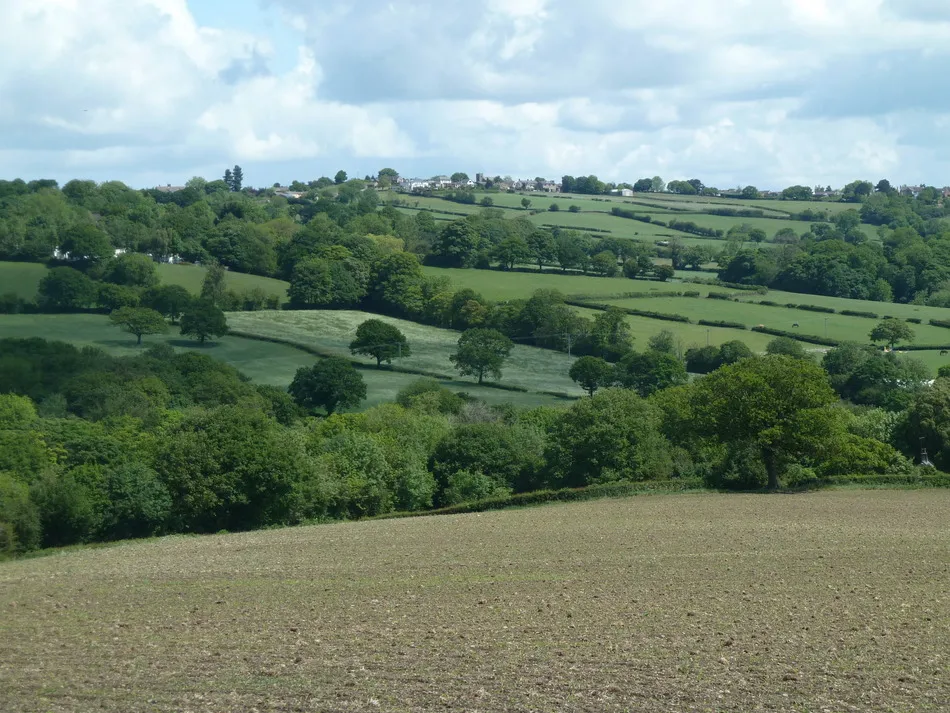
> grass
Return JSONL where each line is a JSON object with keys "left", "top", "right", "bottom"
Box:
{"left": 600, "top": 296, "right": 950, "bottom": 350}
{"left": 0, "top": 261, "right": 48, "bottom": 300}
{"left": 227, "top": 309, "right": 584, "bottom": 397}
{"left": 422, "top": 266, "right": 721, "bottom": 300}
{"left": 642, "top": 191, "right": 863, "bottom": 215}
{"left": 2, "top": 490, "right": 948, "bottom": 711}
{"left": 0, "top": 314, "right": 575, "bottom": 409}
{"left": 571, "top": 306, "right": 780, "bottom": 352}
{"left": 397, "top": 192, "right": 880, "bottom": 243}
{"left": 0, "top": 261, "right": 290, "bottom": 302}
{"left": 155, "top": 263, "right": 289, "bottom": 299}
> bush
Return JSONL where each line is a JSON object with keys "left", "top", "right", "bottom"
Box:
{"left": 395, "top": 378, "right": 464, "bottom": 415}
{"left": 698, "top": 319, "right": 747, "bottom": 330}
{"left": 750, "top": 326, "right": 840, "bottom": 346}
{"left": 840, "top": 310, "right": 878, "bottom": 319}
{"left": 568, "top": 205, "right": 581, "bottom": 213}
{"left": 789, "top": 303, "right": 836, "bottom": 314}
{"left": 29, "top": 471, "right": 100, "bottom": 548}
{"left": 758, "top": 300, "right": 779, "bottom": 306}
{"left": 929, "top": 319, "right": 950, "bottom": 329}
{"left": 707, "top": 292, "right": 734, "bottom": 301}
{"left": 442, "top": 469, "right": 512, "bottom": 505}
{"left": 906, "top": 318, "right": 922, "bottom": 324}
{"left": 683, "top": 291, "right": 701, "bottom": 298}
{"left": 0, "top": 472, "right": 42, "bottom": 554}
{"left": 565, "top": 301, "right": 691, "bottom": 323}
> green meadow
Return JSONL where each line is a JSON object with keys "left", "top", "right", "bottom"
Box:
{"left": 0, "top": 313, "right": 577, "bottom": 409}
{"left": 0, "top": 261, "right": 48, "bottom": 301}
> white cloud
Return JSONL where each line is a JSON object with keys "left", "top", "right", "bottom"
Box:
{"left": 1, "top": 0, "right": 949, "bottom": 187}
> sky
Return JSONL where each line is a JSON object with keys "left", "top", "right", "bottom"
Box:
{"left": 3, "top": 0, "right": 950, "bottom": 190}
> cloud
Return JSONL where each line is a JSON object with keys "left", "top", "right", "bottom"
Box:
{"left": 0, "top": 0, "right": 414, "bottom": 184}
{"left": 262, "top": 0, "right": 950, "bottom": 186}
{"left": 1, "top": 0, "right": 949, "bottom": 187}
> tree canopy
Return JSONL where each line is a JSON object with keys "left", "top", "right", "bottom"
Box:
{"left": 450, "top": 329, "right": 513, "bottom": 384}
{"left": 349, "top": 319, "right": 411, "bottom": 366}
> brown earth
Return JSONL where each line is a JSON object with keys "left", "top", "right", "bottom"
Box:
{"left": 1, "top": 490, "right": 948, "bottom": 712}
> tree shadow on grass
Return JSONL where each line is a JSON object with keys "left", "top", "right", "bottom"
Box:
{"left": 167, "top": 339, "right": 222, "bottom": 349}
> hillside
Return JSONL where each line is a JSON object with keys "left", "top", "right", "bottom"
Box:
{"left": 228, "top": 309, "right": 583, "bottom": 396}
{"left": 0, "top": 314, "right": 574, "bottom": 409}
{"left": 1, "top": 490, "right": 947, "bottom": 712}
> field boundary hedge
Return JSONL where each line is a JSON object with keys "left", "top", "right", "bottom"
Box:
{"left": 565, "top": 300, "right": 691, "bottom": 323}
{"left": 374, "top": 472, "right": 950, "bottom": 521}
{"left": 681, "top": 278, "right": 766, "bottom": 292}
{"left": 698, "top": 319, "right": 747, "bottom": 330}
{"left": 750, "top": 325, "right": 840, "bottom": 346}
{"left": 373, "top": 479, "right": 706, "bottom": 520}
{"left": 787, "top": 303, "right": 836, "bottom": 314}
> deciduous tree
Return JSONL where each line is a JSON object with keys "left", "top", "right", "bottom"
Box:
{"left": 109, "top": 307, "right": 168, "bottom": 345}
{"left": 869, "top": 318, "right": 915, "bottom": 349}
{"left": 350, "top": 319, "right": 411, "bottom": 366}
{"left": 569, "top": 356, "right": 614, "bottom": 396}
{"left": 691, "top": 355, "right": 838, "bottom": 489}
{"left": 180, "top": 302, "right": 228, "bottom": 344}
{"left": 289, "top": 357, "right": 366, "bottom": 415}
{"left": 450, "top": 328, "right": 513, "bottom": 384}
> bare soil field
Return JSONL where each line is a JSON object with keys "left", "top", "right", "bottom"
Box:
{"left": 1, "top": 490, "right": 948, "bottom": 712}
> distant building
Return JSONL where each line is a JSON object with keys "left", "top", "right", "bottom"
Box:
{"left": 154, "top": 184, "right": 185, "bottom": 193}
{"left": 476, "top": 173, "right": 485, "bottom": 185}
{"left": 611, "top": 188, "right": 634, "bottom": 197}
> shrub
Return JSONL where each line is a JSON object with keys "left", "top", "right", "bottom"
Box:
{"left": 929, "top": 319, "right": 950, "bottom": 329}
{"left": 758, "top": 300, "right": 779, "bottom": 306}
{"left": 707, "top": 292, "right": 734, "bottom": 301}
{"left": 794, "top": 304, "right": 836, "bottom": 314}
{"left": 442, "top": 469, "right": 512, "bottom": 506}
{"left": 906, "top": 318, "right": 922, "bottom": 324}
{"left": 698, "top": 319, "right": 747, "bottom": 330}
{"left": 0, "top": 472, "right": 42, "bottom": 554}
{"left": 750, "top": 326, "right": 839, "bottom": 346}
{"left": 683, "top": 291, "right": 701, "bottom": 298}
{"left": 840, "top": 310, "right": 878, "bottom": 319}
{"left": 395, "top": 378, "right": 464, "bottom": 415}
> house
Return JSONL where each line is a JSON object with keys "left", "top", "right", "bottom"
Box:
{"left": 611, "top": 188, "right": 634, "bottom": 197}
{"left": 542, "top": 182, "right": 560, "bottom": 193}
{"left": 150, "top": 253, "right": 183, "bottom": 264}
{"left": 154, "top": 184, "right": 185, "bottom": 193}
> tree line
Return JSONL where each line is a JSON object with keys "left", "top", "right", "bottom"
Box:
{"left": 3, "top": 331, "right": 947, "bottom": 558}
{"left": 2, "top": 173, "right": 948, "bottom": 311}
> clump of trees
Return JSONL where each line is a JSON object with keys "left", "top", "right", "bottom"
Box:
{"left": 2, "top": 333, "right": 945, "bottom": 559}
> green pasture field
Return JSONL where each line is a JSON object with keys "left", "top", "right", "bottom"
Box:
{"left": 643, "top": 191, "right": 862, "bottom": 215}
{"left": 0, "top": 314, "right": 574, "bottom": 409}
{"left": 155, "top": 263, "right": 289, "bottom": 299}
{"left": 0, "top": 261, "right": 291, "bottom": 302}
{"left": 4, "top": 490, "right": 947, "bottom": 712}
{"left": 735, "top": 289, "right": 950, "bottom": 323}
{"left": 227, "top": 309, "right": 584, "bottom": 397}
{"left": 571, "top": 306, "right": 781, "bottom": 352}
{"left": 599, "top": 296, "right": 950, "bottom": 353}
{"left": 648, "top": 212, "right": 878, "bottom": 241}
{"left": 421, "top": 266, "right": 724, "bottom": 300}
{"left": 0, "top": 261, "right": 47, "bottom": 300}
